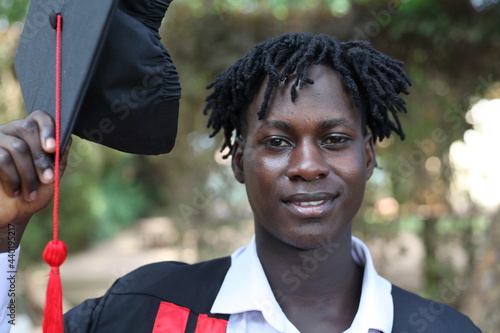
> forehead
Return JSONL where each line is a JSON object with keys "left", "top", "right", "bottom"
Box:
{"left": 245, "top": 65, "right": 361, "bottom": 130}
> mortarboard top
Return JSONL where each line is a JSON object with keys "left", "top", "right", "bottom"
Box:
{"left": 15, "top": 0, "right": 120, "bottom": 153}
{"left": 15, "top": 0, "right": 181, "bottom": 155}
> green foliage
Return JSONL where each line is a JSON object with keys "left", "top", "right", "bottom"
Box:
{"left": 19, "top": 139, "right": 154, "bottom": 266}
{"left": 176, "top": 0, "right": 345, "bottom": 14}
{"left": 0, "top": 0, "right": 29, "bottom": 24}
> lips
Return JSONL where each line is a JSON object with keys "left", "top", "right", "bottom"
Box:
{"left": 282, "top": 192, "right": 337, "bottom": 218}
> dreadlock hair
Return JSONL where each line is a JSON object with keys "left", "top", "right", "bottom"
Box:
{"left": 203, "top": 33, "right": 411, "bottom": 158}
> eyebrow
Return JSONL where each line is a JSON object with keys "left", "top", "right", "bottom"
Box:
{"left": 261, "top": 118, "right": 356, "bottom": 131}
{"left": 261, "top": 120, "right": 293, "bottom": 131}
{"left": 319, "top": 119, "right": 355, "bottom": 130}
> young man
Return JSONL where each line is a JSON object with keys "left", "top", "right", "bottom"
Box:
{"left": 0, "top": 33, "right": 480, "bottom": 332}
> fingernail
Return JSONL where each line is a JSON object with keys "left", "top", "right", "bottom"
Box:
{"left": 46, "top": 138, "right": 56, "bottom": 150}
{"left": 29, "top": 190, "right": 37, "bottom": 202}
{"left": 13, "top": 190, "right": 20, "bottom": 197}
{"left": 43, "top": 168, "right": 54, "bottom": 181}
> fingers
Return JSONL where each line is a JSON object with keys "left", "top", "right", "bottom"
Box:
{"left": 0, "top": 145, "right": 22, "bottom": 197}
{"left": 0, "top": 111, "right": 58, "bottom": 201}
{"left": 0, "top": 136, "right": 38, "bottom": 201}
{"left": 31, "top": 110, "right": 56, "bottom": 153}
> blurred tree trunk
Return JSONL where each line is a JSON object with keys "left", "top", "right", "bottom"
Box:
{"left": 461, "top": 211, "right": 500, "bottom": 330}
{"left": 422, "top": 217, "right": 441, "bottom": 293}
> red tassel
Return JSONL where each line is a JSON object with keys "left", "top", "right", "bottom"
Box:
{"left": 42, "top": 13, "right": 66, "bottom": 333}
{"left": 42, "top": 240, "right": 67, "bottom": 333}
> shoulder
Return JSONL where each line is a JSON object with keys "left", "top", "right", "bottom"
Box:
{"left": 111, "top": 256, "right": 232, "bottom": 298}
{"left": 64, "top": 257, "right": 232, "bottom": 332}
{"left": 391, "top": 284, "right": 481, "bottom": 333}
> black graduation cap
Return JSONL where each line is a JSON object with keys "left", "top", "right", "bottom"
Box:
{"left": 15, "top": 0, "right": 181, "bottom": 155}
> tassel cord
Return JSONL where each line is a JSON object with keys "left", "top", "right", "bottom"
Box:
{"left": 42, "top": 13, "right": 67, "bottom": 333}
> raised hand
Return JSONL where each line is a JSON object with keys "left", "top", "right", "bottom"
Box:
{"left": 0, "top": 111, "right": 70, "bottom": 250}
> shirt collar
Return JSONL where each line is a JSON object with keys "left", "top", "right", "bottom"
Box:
{"left": 211, "top": 236, "right": 393, "bottom": 333}
{"left": 346, "top": 236, "right": 393, "bottom": 333}
{"left": 211, "top": 236, "right": 288, "bottom": 331}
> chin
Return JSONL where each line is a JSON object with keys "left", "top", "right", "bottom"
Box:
{"left": 278, "top": 224, "right": 347, "bottom": 251}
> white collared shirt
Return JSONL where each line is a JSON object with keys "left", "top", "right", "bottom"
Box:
{"left": 211, "top": 236, "right": 393, "bottom": 333}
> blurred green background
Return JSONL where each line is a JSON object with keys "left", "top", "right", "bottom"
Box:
{"left": 1, "top": 0, "right": 499, "bottom": 331}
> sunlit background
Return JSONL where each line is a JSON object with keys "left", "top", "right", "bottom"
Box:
{"left": 450, "top": 99, "right": 500, "bottom": 212}
{"left": 1, "top": 0, "right": 499, "bottom": 332}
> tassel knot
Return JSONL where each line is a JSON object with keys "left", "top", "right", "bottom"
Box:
{"left": 42, "top": 240, "right": 68, "bottom": 267}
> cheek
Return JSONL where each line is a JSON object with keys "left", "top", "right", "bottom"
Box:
{"left": 242, "top": 151, "right": 264, "bottom": 204}
{"left": 243, "top": 148, "right": 283, "bottom": 181}
{"left": 346, "top": 152, "right": 369, "bottom": 195}
{"left": 242, "top": 150, "right": 285, "bottom": 202}
{"left": 333, "top": 149, "right": 368, "bottom": 189}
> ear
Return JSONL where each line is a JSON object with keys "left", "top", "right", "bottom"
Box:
{"left": 231, "top": 137, "right": 245, "bottom": 184}
{"left": 364, "top": 134, "right": 376, "bottom": 181}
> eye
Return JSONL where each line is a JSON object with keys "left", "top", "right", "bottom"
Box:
{"left": 322, "top": 135, "right": 349, "bottom": 146}
{"left": 264, "top": 137, "right": 292, "bottom": 148}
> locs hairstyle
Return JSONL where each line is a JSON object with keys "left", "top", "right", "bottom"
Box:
{"left": 203, "top": 33, "right": 411, "bottom": 158}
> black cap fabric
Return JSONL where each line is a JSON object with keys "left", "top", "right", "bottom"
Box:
{"left": 74, "top": 0, "right": 181, "bottom": 155}
{"left": 14, "top": 0, "right": 119, "bottom": 152}
{"left": 15, "top": 0, "right": 181, "bottom": 155}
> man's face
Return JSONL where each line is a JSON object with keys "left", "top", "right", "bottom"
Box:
{"left": 232, "top": 65, "right": 375, "bottom": 250}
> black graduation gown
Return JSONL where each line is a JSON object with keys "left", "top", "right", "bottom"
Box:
{"left": 64, "top": 256, "right": 482, "bottom": 333}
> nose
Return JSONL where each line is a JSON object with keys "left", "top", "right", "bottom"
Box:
{"left": 286, "top": 140, "right": 329, "bottom": 181}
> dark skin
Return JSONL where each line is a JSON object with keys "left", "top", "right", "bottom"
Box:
{"left": 0, "top": 65, "right": 374, "bottom": 332}
{"left": 0, "top": 110, "right": 70, "bottom": 252}
{"left": 232, "top": 65, "right": 375, "bottom": 332}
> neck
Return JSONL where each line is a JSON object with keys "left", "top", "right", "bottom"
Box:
{"left": 255, "top": 224, "right": 363, "bottom": 330}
